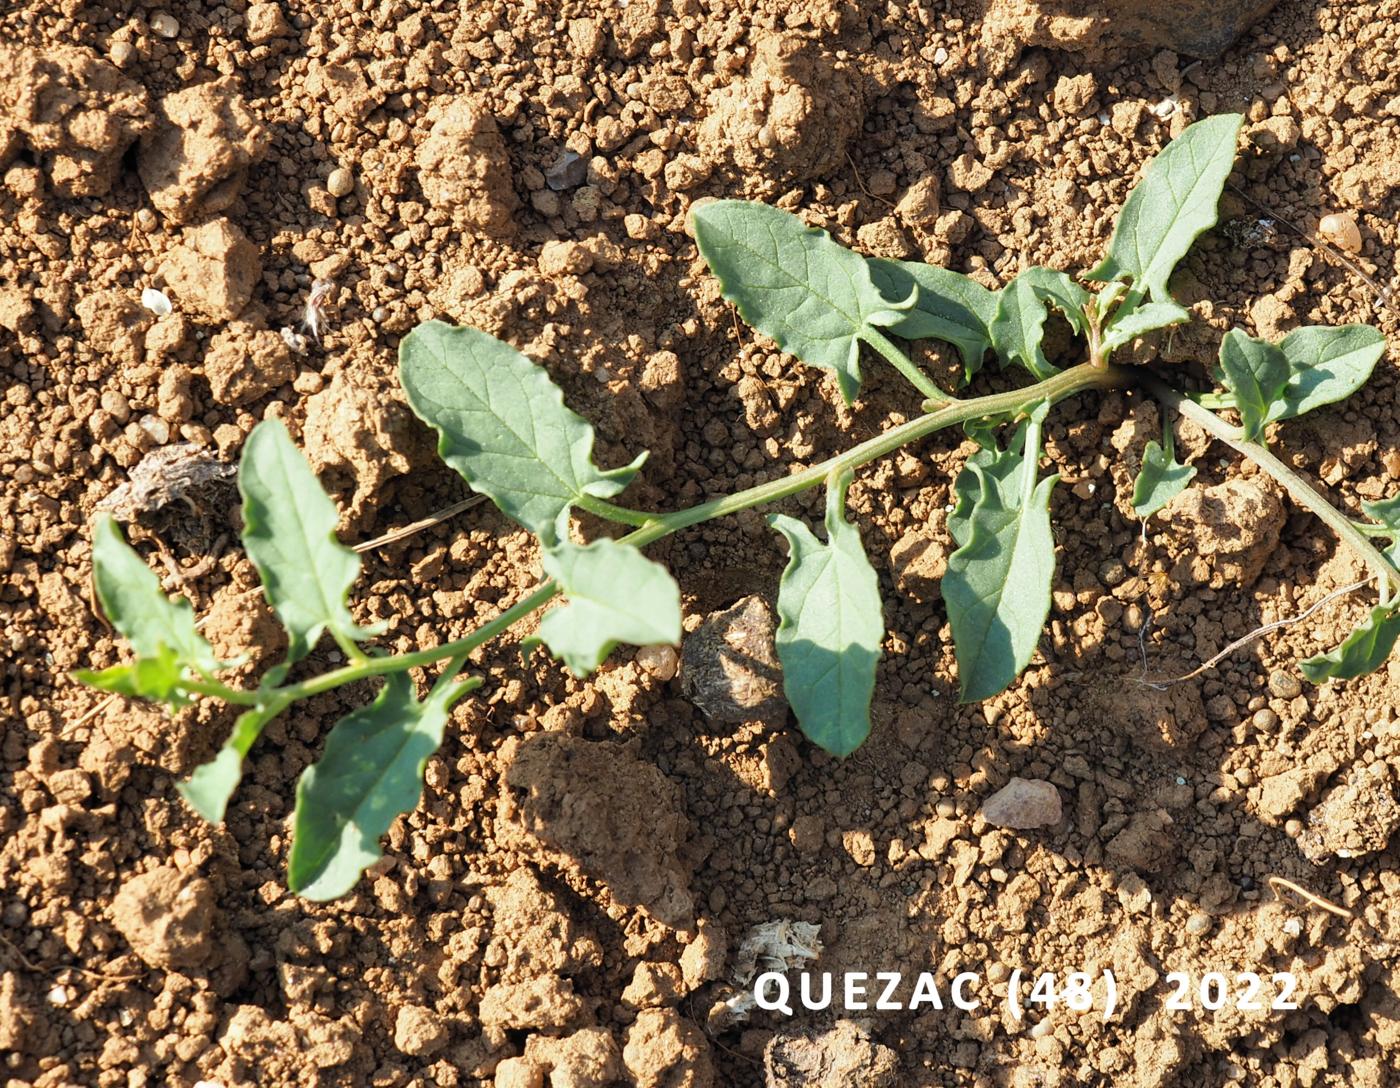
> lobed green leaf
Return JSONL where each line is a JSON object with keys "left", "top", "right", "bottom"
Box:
{"left": 1088, "top": 113, "right": 1243, "bottom": 310}
{"left": 400, "top": 321, "right": 645, "bottom": 543}
{"left": 943, "top": 412, "right": 1058, "bottom": 702}
{"left": 1264, "top": 325, "right": 1386, "bottom": 423}
{"left": 1132, "top": 438, "right": 1196, "bottom": 520}
{"left": 867, "top": 258, "right": 998, "bottom": 381}
{"left": 1216, "top": 328, "right": 1290, "bottom": 441}
{"left": 528, "top": 538, "right": 682, "bottom": 676}
{"left": 1300, "top": 605, "right": 1400, "bottom": 683}
{"left": 989, "top": 268, "right": 1089, "bottom": 380}
{"left": 1100, "top": 300, "right": 1190, "bottom": 355}
{"left": 768, "top": 470, "right": 884, "bottom": 757}
{"left": 691, "top": 200, "right": 909, "bottom": 404}
{"left": 288, "top": 673, "right": 477, "bottom": 899}
{"left": 239, "top": 419, "right": 380, "bottom": 663}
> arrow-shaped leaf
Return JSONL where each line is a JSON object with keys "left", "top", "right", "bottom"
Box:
{"left": 1100, "top": 300, "right": 1190, "bottom": 355}
{"left": 1132, "top": 419, "right": 1196, "bottom": 519}
{"left": 76, "top": 515, "right": 223, "bottom": 707}
{"left": 288, "top": 673, "right": 478, "bottom": 899}
{"left": 691, "top": 200, "right": 910, "bottom": 404}
{"left": 943, "top": 413, "right": 1059, "bottom": 702}
{"left": 768, "top": 471, "right": 885, "bottom": 757}
{"left": 400, "top": 321, "right": 646, "bottom": 543}
{"left": 1217, "top": 328, "right": 1290, "bottom": 441}
{"left": 239, "top": 419, "right": 380, "bottom": 663}
{"left": 528, "top": 538, "right": 682, "bottom": 676}
{"left": 867, "top": 258, "right": 998, "bottom": 381}
{"left": 990, "top": 268, "right": 1089, "bottom": 380}
{"left": 1088, "top": 113, "right": 1242, "bottom": 309}
{"left": 1301, "top": 605, "right": 1400, "bottom": 683}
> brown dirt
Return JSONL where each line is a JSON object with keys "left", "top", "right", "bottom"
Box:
{"left": 4, "top": 1, "right": 1400, "bottom": 1086}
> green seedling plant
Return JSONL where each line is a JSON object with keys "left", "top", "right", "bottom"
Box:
{"left": 79, "top": 114, "right": 1400, "bottom": 899}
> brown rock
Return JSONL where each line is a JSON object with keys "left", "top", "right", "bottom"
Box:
{"left": 1299, "top": 762, "right": 1400, "bottom": 863}
{"left": 623, "top": 1009, "right": 714, "bottom": 1088}
{"left": 110, "top": 865, "right": 215, "bottom": 969}
{"left": 697, "top": 33, "right": 865, "bottom": 188}
{"left": 159, "top": 218, "right": 262, "bottom": 321}
{"left": 681, "top": 595, "right": 787, "bottom": 727}
{"left": 138, "top": 80, "right": 265, "bottom": 223}
{"left": 622, "top": 962, "right": 684, "bottom": 1010}
{"left": 523, "top": 1027, "right": 622, "bottom": 1088}
{"left": 75, "top": 288, "right": 151, "bottom": 365}
{"left": 392, "top": 1004, "right": 450, "bottom": 1057}
{"left": 1164, "top": 479, "right": 1284, "bottom": 587}
{"left": 982, "top": 0, "right": 1279, "bottom": 62}
{"left": 765, "top": 1020, "right": 899, "bottom": 1088}
{"left": 415, "top": 96, "right": 519, "bottom": 237}
{"left": 1104, "top": 812, "right": 1177, "bottom": 873}
{"left": 890, "top": 528, "right": 948, "bottom": 604}
{"left": 979, "top": 777, "right": 1063, "bottom": 829}
{"left": 243, "top": 2, "right": 289, "bottom": 44}
{"left": 0, "top": 43, "right": 151, "bottom": 197}
{"left": 478, "top": 976, "right": 586, "bottom": 1034}
{"left": 202, "top": 317, "right": 295, "bottom": 405}
{"left": 679, "top": 920, "right": 727, "bottom": 991}
{"left": 500, "top": 734, "right": 694, "bottom": 928}
{"left": 493, "top": 1057, "right": 546, "bottom": 1088}
{"left": 482, "top": 867, "right": 603, "bottom": 983}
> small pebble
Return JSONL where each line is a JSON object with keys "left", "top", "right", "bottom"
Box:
{"left": 1318, "top": 212, "right": 1362, "bottom": 254}
{"left": 1184, "top": 912, "right": 1212, "bottom": 936}
{"left": 150, "top": 12, "right": 180, "bottom": 38}
{"left": 138, "top": 414, "right": 170, "bottom": 445}
{"left": 327, "top": 167, "right": 355, "bottom": 198}
{"left": 1268, "top": 670, "right": 1302, "bottom": 700}
{"left": 109, "top": 40, "right": 135, "bottom": 67}
{"left": 980, "top": 777, "right": 1062, "bottom": 829}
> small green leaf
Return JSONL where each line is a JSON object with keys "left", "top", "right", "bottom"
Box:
{"left": 1300, "top": 605, "right": 1400, "bottom": 683}
{"left": 288, "top": 673, "right": 478, "bottom": 900}
{"left": 867, "top": 258, "right": 998, "bottom": 381}
{"left": 1100, "top": 300, "right": 1190, "bottom": 355}
{"left": 90, "top": 515, "right": 221, "bottom": 674}
{"left": 176, "top": 703, "right": 281, "bottom": 823}
{"left": 1265, "top": 325, "right": 1386, "bottom": 423}
{"left": 528, "top": 538, "right": 682, "bottom": 676}
{"left": 768, "top": 470, "right": 885, "bottom": 757}
{"left": 1088, "top": 113, "right": 1243, "bottom": 309}
{"left": 1217, "top": 328, "right": 1290, "bottom": 441}
{"left": 74, "top": 647, "right": 186, "bottom": 706}
{"left": 691, "top": 200, "right": 907, "bottom": 404}
{"left": 1132, "top": 437, "right": 1196, "bottom": 519}
{"left": 239, "top": 419, "right": 380, "bottom": 663}
{"left": 400, "top": 321, "right": 646, "bottom": 543}
{"left": 990, "top": 268, "right": 1089, "bottom": 380}
{"left": 943, "top": 413, "right": 1059, "bottom": 702}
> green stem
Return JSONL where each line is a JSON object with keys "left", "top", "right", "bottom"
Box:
{"left": 181, "top": 678, "right": 263, "bottom": 706}
{"left": 1144, "top": 374, "right": 1400, "bottom": 598}
{"left": 202, "top": 362, "right": 1128, "bottom": 712}
{"left": 575, "top": 494, "right": 657, "bottom": 527}
{"left": 861, "top": 327, "right": 954, "bottom": 405}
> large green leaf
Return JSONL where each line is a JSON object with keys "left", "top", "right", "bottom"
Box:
{"left": 77, "top": 515, "right": 223, "bottom": 706}
{"left": 1087, "top": 113, "right": 1242, "bottom": 310}
{"left": 867, "top": 258, "right": 998, "bottom": 381}
{"left": 1300, "top": 605, "right": 1400, "bottom": 683}
{"left": 768, "top": 470, "right": 885, "bottom": 756}
{"left": 691, "top": 200, "right": 910, "bottom": 404}
{"left": 1265, "top": 325, "right": 1386, "bottom": 423}
{"left": 943, "top": 412, "right": 1059, "bottom": 702}
{"left": 400, "top": 321, "right": 646, "bottom": 542}
{"left": 528, "top": 538, "right": 682, "bottom": 676}
{"left": 240, "top": 419, "right": 379, "bottom": 662}
{"left": 989, "top": 268, "right": 1089, "bottom": 380}
{"left": 176, "top": 700, "right": 283, "bottom": 823}
{"left": 1217, "top": 328, "right": 1290, "bottom": 441}
{"left": 288, "top": 673, "right": 477, "bottom": 899}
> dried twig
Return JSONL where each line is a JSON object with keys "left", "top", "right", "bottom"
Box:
{"left": 1138, "top": 579, "right": 1367, "bottom": 688}
{"left": 352, "top": 495, "right": 487, "bottom": 553}
{"left": 1267, "top": 876, "right": 1354, "bottom": 921}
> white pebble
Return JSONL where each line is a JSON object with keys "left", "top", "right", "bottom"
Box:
{"left": 150, "top": 12, "right": 180, "bottom": 37}
{"left": 327, "top": 166, "right": 355, "bottom": 198}
{"left": 141, "top": 287, "right": 172, "bottom": 316}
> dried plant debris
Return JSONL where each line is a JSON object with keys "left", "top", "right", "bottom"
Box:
{"left": 95, "top": 443, "right": 237, "bottom": 552}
